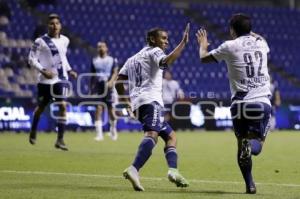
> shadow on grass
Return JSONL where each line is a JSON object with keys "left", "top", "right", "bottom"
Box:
{"left": 146, "top": 187, "right": 244, "bottom": 195}
{"left": 1, "top": 182, "right": 248, "bottom": 196}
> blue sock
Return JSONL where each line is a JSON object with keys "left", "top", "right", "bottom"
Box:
{"left": 132, "top": 136, "right": 156, "bottom": 171}
{"left": 164, "top": 146, "right": 177, "bottom": 168}
{"left": 31, "top": 113, "right": 40, "bottom": 135}
{"left": 250, "top": 139, "right": 262, "bottom": 156}
{"left": 57, "top": 119, "right": 66, "bottom": 140}
{"left": 237, "top": 151, "right": 253, "bottom": 188}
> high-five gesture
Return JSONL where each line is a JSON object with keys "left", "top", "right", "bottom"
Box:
{"left": 163, "top": 23, "right": 190, "bottom": 65}
{"left": 182, "top": 23, "right": 190, "bottom": 44}
{"left": 196, "top": 28, "right": 209, "bottom": 49}
{"left": 196, "top": 28, "right": 212, "bottom": 62}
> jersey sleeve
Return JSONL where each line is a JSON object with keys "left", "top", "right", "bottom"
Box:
{"left": 264, "top": 40, "right": 270, "bottom": 54}
{"left": 150, "top": 47, "right": 168, "bottom": 69}
{"left": 119, "top": 62, "right": 128, "bottom": 76}
{"left": 63, "top": 37, "right": 72, "bottom": 71}
{"left": 208, "top": 42, "right": 229, "bottom": 62}
{"left": 28, "top": 38, "right": 44, "bottom": 71}
{"left": 113, "top": 58, "right": 119, "bottom": 69}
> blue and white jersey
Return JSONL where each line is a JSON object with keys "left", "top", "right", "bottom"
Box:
{"left": 91, "top": 55, "right": 118, "bottom": 82}
{"left": 162, "top": 79, "right": 183, "bottom": 105}
{"left": 28, "top": 34, "right": 71, "bottom": 84}
{"left": 119, "top": 46, "right": 167, "bottom": 111}
{"left": 209, "top": 34, "right": 271, "bottom": 105}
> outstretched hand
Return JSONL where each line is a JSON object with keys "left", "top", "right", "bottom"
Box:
{"left": 182, "top": 23, "right": 190, "bottom": 44}
{"left": 196, "top": 28, "right": 209, "bottom": 48}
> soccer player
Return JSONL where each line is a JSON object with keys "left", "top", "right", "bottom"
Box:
{"left": 28, "top": 14, "right": 77, "bottom": 151}
{"left": 270, "top": 75, "right": 281, "bottom": 130}
{"left": 90, "top": 41, "right": 119, "bottom": 141}
{"left": 162, "top": 70, "right": 184, "bottom": 122}
{"left": 115, "top": 23, "right": 190, "bottom": 191}
{"left": 196, "top": 14, "right": 271, "bottom": 194}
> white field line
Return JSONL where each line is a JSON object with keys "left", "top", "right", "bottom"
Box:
{"left": 1, "top": 170, "right": 300, "bottom": 188}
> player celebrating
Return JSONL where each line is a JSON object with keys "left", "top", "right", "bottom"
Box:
{"left": 28, "top": 14, "right": 77, "bottom": 150}
{"left": 90, "top": 41, "right": 119, "bottom": 141}
{"left": 115, "top": 24, "right": 190, "bottom": 191}
{"left": 197, "top": 14, "right": 271, "bottom": 194}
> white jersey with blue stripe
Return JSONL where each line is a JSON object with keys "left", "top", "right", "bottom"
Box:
{"left": 119, "top": 46, "right": 167, "bottom": 111}
{"left": 91, "top": 55, "right": 118, "bottom": 82}
{"left": 209, "top": 34, "right": 271, "bottom": 105}
{"left": 28, "top": 34, "right": 71, "bottom": 84}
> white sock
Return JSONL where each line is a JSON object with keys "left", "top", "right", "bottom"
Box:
{"left": 110, "top": 120, "right": 117, "bottom": 139}
{"left": 95, "top": 120, "right": 103, "bottom": 138}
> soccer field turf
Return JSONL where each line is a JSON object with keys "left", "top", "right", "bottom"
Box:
{"left": 0, "top": 131, "right": 299, "bottom": 199}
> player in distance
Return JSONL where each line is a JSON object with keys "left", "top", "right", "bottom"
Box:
{"left": 28, "top": 14, "right": 77, "bottom": 151}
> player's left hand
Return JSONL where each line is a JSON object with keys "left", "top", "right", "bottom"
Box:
{"left": 69, "top": 70, "right": 78, "bottom": 79}
{"left": 182, "top": 23, "right": 190, "bottom": 44}
{"left": 196, "top": 28, "right": 210, "bottom": 48}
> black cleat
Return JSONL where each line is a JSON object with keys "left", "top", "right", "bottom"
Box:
{"left": 239, "top": 139, "right": 251, "bottom": 166}
{"left": 246, "top": 184, "right": 257, "bottom": 194}
{"left": 55, "top": 139, "right": 68, "bottom": 151}
{"left": 29, "top": 131, "right": 37, "bottom": 145}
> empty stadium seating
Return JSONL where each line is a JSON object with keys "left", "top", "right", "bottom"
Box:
{"left": 0, "top": 0, "right": 299, "bottom": 100}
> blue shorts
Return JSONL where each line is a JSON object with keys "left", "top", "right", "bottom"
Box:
{"left": 37, "top": 82, "right": 69, "bottom": 107}
{"left": 90, "top": 81, "right": 113, "bottom": 106}
{"left": 230, "top": 102, "right": 271, "bottom": 141}
{"left": 135, "top": 101, "right": 173, "bottom": 139}
{"left": 163, "top": 103, "right": 172, "bottom": 114}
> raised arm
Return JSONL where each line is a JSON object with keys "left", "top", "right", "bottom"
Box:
{"left": 196, "top": 28, "right": 215, "bottom": 63}
{"left": 163, "top": 23, "right": 190, "bottom": 65}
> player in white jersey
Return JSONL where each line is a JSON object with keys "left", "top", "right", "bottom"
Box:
{"left": 270, "top": 75, "right": 281, "bottom": 130}
{"left": 28, "top": 14, "right": 77, "bottom": 151}
{"left": 115, "top": 24, "right": 190, "bottom": 191}
{"left": 90, "top": 41, "right": 119, "bottom": 141}
{"left": 162, "top": 70, "right": 184, "bottom": 122}
{"left": 197, "top": 13, "right": 272, "bottom": 194}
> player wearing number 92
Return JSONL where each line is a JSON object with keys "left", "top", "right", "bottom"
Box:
{"left": 115, "top": 24, "right": 190, "bottom": 191}
{"left": 28, "top": 13, "right": 77, "bottom": 151}
{"left": 197, "top": 13, "right": 271, "bottom": 194}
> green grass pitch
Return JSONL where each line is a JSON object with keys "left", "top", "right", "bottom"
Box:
{"left": 0, "top": 131, "right": 299, "bottom": 199}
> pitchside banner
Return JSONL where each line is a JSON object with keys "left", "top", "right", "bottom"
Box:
{"left": 0, "top": 98, "right": 299, "bottom": 131}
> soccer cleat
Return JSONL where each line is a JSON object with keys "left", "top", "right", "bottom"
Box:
{"left": 246, "top": 183, "right": 257, "bottom": 194}
{"left": 29, "top": 131, "right": 36, "bottom": 145}
{"left": 54, "top": 139, "right": 68, "bottom": 151}
{"left": 94, "top": 136, "right": 104, "bottom": 141}
{"left": 123, "top": 166, "right": 145, "bottom": 191}
{"left": 110, "top": 132, "right": 118, "bottom": 141}
{"left": 239, "top": 139, "right": 251, "bottom": 166}
{"left": 167, "top": 168, "right": 189, "bottom": 188}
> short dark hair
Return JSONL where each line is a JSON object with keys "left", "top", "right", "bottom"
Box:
{"left": 146, "top": 27, "right": 166, "bottom": 46}
{"left": 229, "top": 13, "right": 251, "bottom": 37}
{"left": 48, "top": 13, "right": 60, "bottom": 22}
